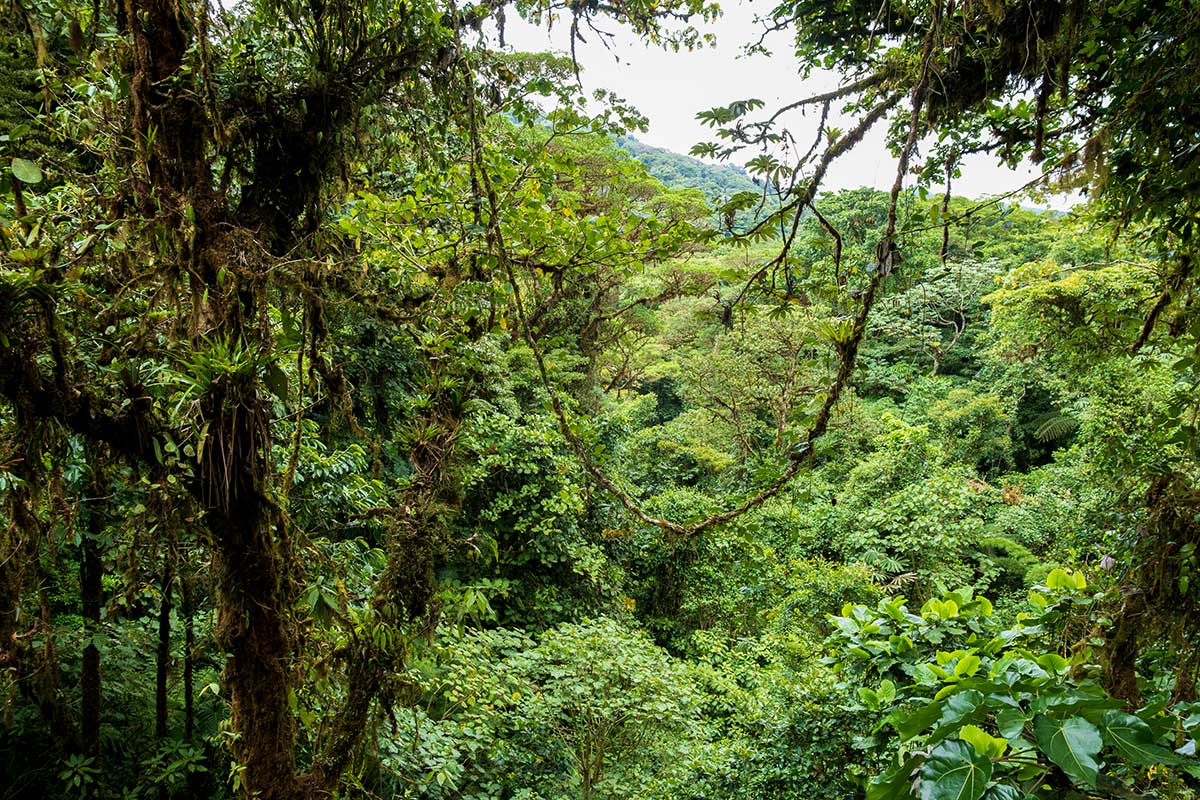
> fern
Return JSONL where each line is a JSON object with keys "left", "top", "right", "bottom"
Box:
{"left": 1032, "top": 413, "right": 1078, "bottom": 442}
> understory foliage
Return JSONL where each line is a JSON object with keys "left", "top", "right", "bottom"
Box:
{"left": 2, "top": 0, "right": 1200, "bottom": 799}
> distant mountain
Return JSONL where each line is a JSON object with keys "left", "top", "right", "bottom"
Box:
{"left": 615, "top": 136, "right": 760, "bottom": 203}
{"left": 615, "top": 136, "right": 765, "bottom": 232}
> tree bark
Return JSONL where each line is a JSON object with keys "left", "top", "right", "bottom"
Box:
{"left": 182, "top": 572, "right": 195, "bottom": 744}
{"left": 80, "top": 493, "right": 103, "bottom": 764}
{"left": 155, "top": 557, "right": 173, "bottom": 741}
{"left": 211, "top": 507, "right": 301, "bottom": 800}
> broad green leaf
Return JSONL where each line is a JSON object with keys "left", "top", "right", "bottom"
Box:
{"left": 995, "top": 707, "right": 1027, "bottom": 740}
{"left": 867, "top": 754, "right": 921, "bottom": 800}
{"left": 970, "top": 596, "right": 994, "bottom": 616}
{"left": 1044, "top": 569, "right": 1073, "bottom": 590}
{"left": 981, "top": 784, "right": 1024, "bottom": 800}
{"left": 264, "top": 363, "right": 289, "bottom": 400}
{"left": 920, "top": 739, "right": 993, "bottom": 800}
{"left": 898, "top": 698, "right": 945, "bottom": 740}
{"left": 913, "top": 663, "right": 940, "bottom": 685}
{"left": 1100, "top": 711, "right": 1181, "bottom": 766}
{"left": 960, "top": 725, "right": 1008, "bottom": 758}
{"left": 955, "top": 655, "right": 982, "bottom": 678}
{"left": 1032, "top": 715, "right": 1101, "bottom": 788}
{"left": 927, "top": 690, "right": 987, "bottom": 745}
{"left": 1035, "top": 653, "right": 1069, "bottom": 674}
{"left": 941, "top": 690, "right": 986, "bottom": 723}
{"left": 923, "top": 598, "right": 960, "bottom": 619}
{"left": 1045, "top": 568, "right": 1086, "bottom": 592}
{"left": 10, "top": 157, "right": 42, "bottom": 184}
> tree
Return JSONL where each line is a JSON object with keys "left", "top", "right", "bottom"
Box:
{"left": 513, "top": 619, "right": 698, "bottom": 800}
{"left": 0, "top": 0, "right": 714, "bottom": 795}
{"left": 5, "top": 0, "right": 1200, "bottom": 796}
{"left": 691, "top": 0, "right": 1200, "bottom": 713}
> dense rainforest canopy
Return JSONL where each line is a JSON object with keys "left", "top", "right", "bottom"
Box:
{"left": 1, "top": 0, "right": 1199, "bottom": 799}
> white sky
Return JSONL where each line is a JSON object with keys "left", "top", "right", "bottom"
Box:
{"left": 499, "top": 2, "right": 1083, "bottom": 207}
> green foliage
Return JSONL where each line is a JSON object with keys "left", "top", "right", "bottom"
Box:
{"left": 3, "top": 0, "right": 1199, "bottom": 790}
{"left": 924, "top": 389, "right": 1013, "bottom": 476}
{"left": 615, "top": 136, "right": 764, "bottom": 232}
{"left": 373, "top": 619, "right": 699, "bottom": 800}
{"left": 831, "top": 581, "right": 1200, "bottom": 799}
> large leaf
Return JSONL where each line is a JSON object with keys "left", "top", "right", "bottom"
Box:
{"left": 264, "top": 362, "right": 290, "bottom": 400}
{"left": 959, "top": 725, "right": 1008, "bottom": 759}
{"left": 1100, "top": 711, "right": 1181, "bottom": 766}
{"left": 981, "top": 784, "right": 1024, "bottom": 800}
{"left": 898, "top": 698, "right": 945, "bottom": 740}
{"left": 920, "top": 739, "right": 993, "bottom": 800}
{"left": 10, "top": 157, "right": 42, "bottom": 184}
{"left": 1032, "top": 715, "right": 1102, "bottom": 788}
{"left": 928, "top": 690, "right": 988, "bottom": 745}
{"left": 995, "top": 707, "right": 1027, "bottom": 740}
{"left": 868, "top": 754, "right": 921, "bottom": 800}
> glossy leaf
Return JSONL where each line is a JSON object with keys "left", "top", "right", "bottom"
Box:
{"left": 1099, "top": 711, "right": 1181, "bottom": 766}
{"left": 959, "top": 725, "right": 1007, "bottom": 759}
{"left": 980, "top": 784, "right": 1023, "bottom": 800}
{"left": 1032, "top": 715, "right": 1101, "bottom": 788}
{"left": 920, "top": 739, "right": 993, "bottom": 800}
{"left": 868, "top": 754, "right": 922, "bottom": 800}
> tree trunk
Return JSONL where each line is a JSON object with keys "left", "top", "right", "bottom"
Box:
{"left": 182, "top": 572, "right": 195, "bottom": 744}
{"left": 1104, "top": 595, "right": 1145, "bottom": 706}
{"left": 211, "top": 508, "right": 301, "bottom": 800}
{"left": 80, "top": 500, "right": 103, "bottom": 764}
{"left": 155, "top": 557, "right": 173, "bottom": 740}
{"left": 156, "top": 557, "right": 173, "bottom": 800}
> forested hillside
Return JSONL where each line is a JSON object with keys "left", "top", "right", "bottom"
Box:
{"left": 616, "top": 135, "right": 762, "bottom": 230}
{"left": 2, "top": 1, "right": 1199, "bottom": 800}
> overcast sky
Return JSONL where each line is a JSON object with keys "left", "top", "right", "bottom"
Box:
{"left": 499, "top": 2, "right": 1082, "bottom": 207}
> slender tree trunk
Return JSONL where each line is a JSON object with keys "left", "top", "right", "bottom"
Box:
{"left": 1104, "top": 595, "right": 1145, "bottom": 706}
{"left": 182, "top": 572, "right": 195, "bottom": 744}
{"left": 156, "top": 557, "right": 173, "bottom": 740}
{"left": 156, "top": 557, "right": 173, "bottom": 800}
{"left": 80, "top": 507, "right": 103, "bottom": 764}
{"left": 35, "top": 574, "right": 75, "bottom": 746}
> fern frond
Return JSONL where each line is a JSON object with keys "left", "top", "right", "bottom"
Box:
{"left": 1033, "top": 413, "right": 1078, "bottom": 442}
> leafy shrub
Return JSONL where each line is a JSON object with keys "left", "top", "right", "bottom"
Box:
{"left": 826, "top": 575, "right": 1200, "bottom": 799}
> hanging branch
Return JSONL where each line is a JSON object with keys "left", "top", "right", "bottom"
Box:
{"left": 797, "top": 99, "right": 832, "bottom": 168}
{"left": 762, "top": 72, "right": 891, "bottom": 128}
{"left": 730, "top": 93, "right": 902, "bottom": 309}
{"left": 467, "top": 23, "right": 938, "bottom": 537}
{"left": 941, "top": 156, "right": 953, "bottom": 265}
{"left": 738, "top": 93, "right": 901, "bottom": 244}
{"left": 807, "top": 200, "right": 844, "bottom": 284}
